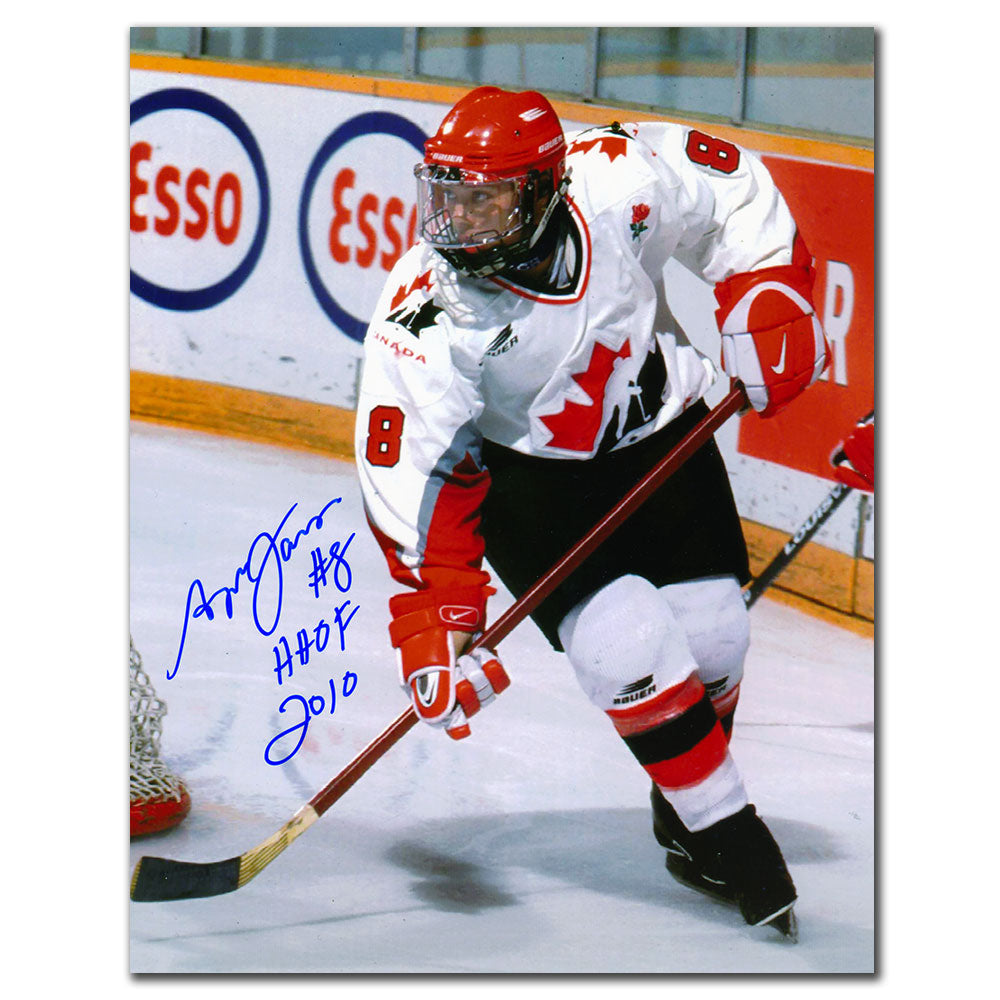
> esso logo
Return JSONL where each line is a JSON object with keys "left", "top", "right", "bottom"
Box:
{"left": 299, "top": 112, "right": 427, "bottom": 342}
{"left": 129, "top": 88, "right": 270, "bottom": 311}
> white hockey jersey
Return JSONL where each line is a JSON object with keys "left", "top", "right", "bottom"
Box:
{"left": 354, "top": 121, "right": 803, "bottom": 614}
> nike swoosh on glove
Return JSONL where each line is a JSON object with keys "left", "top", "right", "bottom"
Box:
{"left": 715, "top": 261, "right": 831, "bottom": 418}
{"left": 389, "top": 607, "right": 510, "bottom": 740}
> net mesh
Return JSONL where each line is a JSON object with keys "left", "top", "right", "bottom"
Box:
{"left": 130, "top": 637, "right": 190, "bottom": 835}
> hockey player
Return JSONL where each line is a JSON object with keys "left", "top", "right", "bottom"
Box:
{"left": 354, "top": 86, "right": 830, "bottom": 938}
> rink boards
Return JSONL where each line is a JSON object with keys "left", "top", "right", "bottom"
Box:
{"left": 128, "top": 54, "right": 874, "bottom": 623}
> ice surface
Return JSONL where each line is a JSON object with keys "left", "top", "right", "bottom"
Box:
{"left": 128, "top": 420, "right": 874, "bottom": 974}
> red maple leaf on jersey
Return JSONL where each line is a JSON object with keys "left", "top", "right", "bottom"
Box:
{"left": 390, "top": 270, "right": 434, "bottom": 310}
{"left": 567, "top": 135, "right": 629, "bottom": 163}
{"left": 540, "top": 340, "right": 632, "bottom": 451}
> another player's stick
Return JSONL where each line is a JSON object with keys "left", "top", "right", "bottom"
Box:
{"left": 130, "top": 383, "right": 748, "bottom": 902}
{"left": 742, "top": 408, "right": 873, "bottom": 609}
{"left": 742, "top": 481, "right": 854, "bottom": 608}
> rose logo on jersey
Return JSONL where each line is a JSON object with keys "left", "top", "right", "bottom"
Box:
{"left": 630, "top": 203, "right": 650, "bottom": 241}
{"left": 129, "top": 88, "right": 270, "bottom": 311}
{"left": 299, "top": 112, "right": 428, "bottom": 343}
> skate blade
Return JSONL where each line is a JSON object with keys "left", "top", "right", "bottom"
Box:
{"left": 666, "top": 854, "right": 797, "bottom": 942}
{"left": 755, "top": 903, "right": 798, "bottom": 942}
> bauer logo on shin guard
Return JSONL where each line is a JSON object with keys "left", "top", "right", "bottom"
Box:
{"left": 613, "top": 675, "right": 658, "bottom": 705}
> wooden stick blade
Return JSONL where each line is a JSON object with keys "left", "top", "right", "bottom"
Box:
{"left": 130, "top": 855, "right": 242, "bottom": 901}
{"left": 130, "top": 804, "right": 320, "bottom": 902}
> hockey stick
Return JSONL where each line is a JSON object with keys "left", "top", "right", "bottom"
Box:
{"left": 742, "top": 408, "right": 873, "bottom": 609}
{"left": 130, "top": 383, "right": 747, "bottom": 902}
{"left": 742, "top": 481, "right": 854, "bottom": 608}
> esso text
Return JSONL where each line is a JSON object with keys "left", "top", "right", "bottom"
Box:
{"left": 130, "top": 141, "right": 244, "bottom": 246}
{"left": 326, "top": 166, "right": 418, "bottom": 274}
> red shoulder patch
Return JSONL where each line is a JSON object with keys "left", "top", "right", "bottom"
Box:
{"left": 390, "top": 270, "right": 434, "bottom": 310}
{"left": 567, "top": 135, "right": 629, "bottom": 163}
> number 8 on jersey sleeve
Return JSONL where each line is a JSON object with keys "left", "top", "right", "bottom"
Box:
{"left": 365, "top": 405, "right": 405, "bottom": 468}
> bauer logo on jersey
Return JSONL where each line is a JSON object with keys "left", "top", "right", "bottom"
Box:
{"left": 484, "top": 324, "right": 518, "bottom": 358}
{"left": 299, "top": 112, "right": 430, "bottom": 343}
{"left": 129, "top": 88, "right": 270, "bottom": 311}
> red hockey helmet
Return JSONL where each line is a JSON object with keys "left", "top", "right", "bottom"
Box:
{"left": 415, "top": 87, "right": 570, "bottom": 277}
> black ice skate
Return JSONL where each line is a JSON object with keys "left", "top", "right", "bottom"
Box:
{"left": 650, "top": 785, "right": 798, "bottom": 940}
{"left": 651, "top": 785, "right": 737, "bottom": 905}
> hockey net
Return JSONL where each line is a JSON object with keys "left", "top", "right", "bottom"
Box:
{"left": 130, "top": 637, "right": 191, "bottom": 837}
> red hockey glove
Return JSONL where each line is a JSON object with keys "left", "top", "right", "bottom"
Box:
{"left": 831, "top": 415, "right": 874, "bottom": 492}
{"left": 389, "top": 608, "right": 510, "bottom": 740}
{"left": 715, "top": 262, "right": 831, "bottom": 418}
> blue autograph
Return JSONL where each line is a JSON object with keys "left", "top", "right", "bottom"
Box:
{"left": 264, "top": 672, "right": 359, "bottom": 766}
{"left": 169, "top": 498, "right": 344, "bottom": 680}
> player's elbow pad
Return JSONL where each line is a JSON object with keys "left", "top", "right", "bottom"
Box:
{"left": 714, "top": 263, "right": 830, "bottom": 418}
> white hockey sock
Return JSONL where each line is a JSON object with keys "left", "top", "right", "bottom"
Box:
{"left": 657, "top": 755, "right": 748, "bottom": 833}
